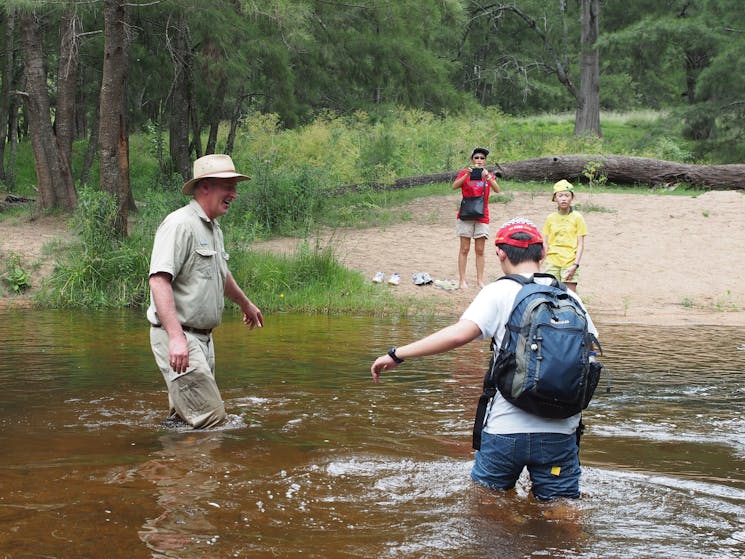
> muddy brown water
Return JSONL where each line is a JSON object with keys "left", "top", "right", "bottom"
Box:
{"left": 0, "top": 310, "right": 743, "bottom": 558}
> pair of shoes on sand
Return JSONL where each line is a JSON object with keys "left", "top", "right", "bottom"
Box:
{"left": 412, "top": 272, "right": 433, "bottom": 285}
{"left": 372, "top": 272, "right": 400, "bottom": 285}
{"left": 373, "top": 272, "right": 433, "bottom": 286}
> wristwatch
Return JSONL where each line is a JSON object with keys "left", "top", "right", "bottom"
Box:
{"left": 387, "top": 346, "right": 404, "bottom": 364}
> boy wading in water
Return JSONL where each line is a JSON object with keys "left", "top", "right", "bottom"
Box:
{"left": 370, "top": 218, "right": 599, "bottom": 500}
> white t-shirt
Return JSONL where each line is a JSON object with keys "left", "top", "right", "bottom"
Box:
{"left": 460, "top": 273, "right": 599, "bottom": 435}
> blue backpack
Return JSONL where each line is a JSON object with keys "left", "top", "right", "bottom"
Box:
{"left": 472, "top": 273, "right": 602, "bottom": 450}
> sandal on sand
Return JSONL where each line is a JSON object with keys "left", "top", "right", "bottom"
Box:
{"left": 433, "top": 279, "right": 458, "bottom": 291}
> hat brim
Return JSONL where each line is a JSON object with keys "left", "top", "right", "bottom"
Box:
{"left": 182, "top": 173, "right": 251, "bottom": 195}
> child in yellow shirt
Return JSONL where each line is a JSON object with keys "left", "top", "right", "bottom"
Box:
{"left": 542, "top": 180, "right": 587, "bottom": 292}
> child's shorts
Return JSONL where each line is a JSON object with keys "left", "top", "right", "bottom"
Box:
{"left": 544, "top": 263, "right": 581, "bottom": 284}
{"left": 456, "top": 219, "right": 490, "bottom": 239}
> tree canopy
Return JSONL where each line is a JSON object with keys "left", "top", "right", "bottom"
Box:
{"left": 1, "top": 0, "right": 744, "bottom": 215}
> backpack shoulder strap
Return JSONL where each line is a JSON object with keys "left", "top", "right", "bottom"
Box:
{"left": 532, "top": 272, "right": 567, "bottom": 291}
{"left": 497, "top": 273, "right": 533, "bottom": 287}
{"left": 492, "top": 275, "right": 542, "bottom": 351}
{"left": 497, "top": 273, "right": 568, "bottom": 306}
{"left": 497, "top": 272, "right": 567, "bottom": 291}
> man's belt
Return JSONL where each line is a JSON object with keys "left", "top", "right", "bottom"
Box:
{"left": 151, "top": 323, "right": 213, "bottom": 336}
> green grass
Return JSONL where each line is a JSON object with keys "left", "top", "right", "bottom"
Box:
{"left": 229, "top": 242, "right": 407, "bottom": 315}
{"left": 1, "top": 253, "right": 31, "bottom": 295}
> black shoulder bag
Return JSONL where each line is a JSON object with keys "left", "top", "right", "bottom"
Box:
{"left": 459, "top": 184, "right": 487, "bottom": 220}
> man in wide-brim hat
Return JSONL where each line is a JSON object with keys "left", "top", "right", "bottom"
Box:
{"left": 146, "top": 154, "right": 264, "bottom": 429}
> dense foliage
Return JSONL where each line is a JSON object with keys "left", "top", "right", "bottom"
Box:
{"left": 1, "top": 0, "right": 743, "bottom": 311}
{"left": 25, "top": 108, "right": 697, "bottom": 311}
{"left": 1, "top": 0, "right": 744, "bottom": 189}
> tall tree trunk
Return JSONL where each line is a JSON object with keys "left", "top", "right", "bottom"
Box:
{"left": 98, "top": 0, "right": 130, "bottom": 237}
{"left": 190, "top": 84, "right": 202, "bottom": 159}
{"left": 54, "top": 11, "right": 80, "bottom": 163}
{"left": 206, "top": 77, "right": 226, "bottom": 155}
{"left": 0, "top": 8, "right": 16, "bottom": 182}
{"left": 80, "top": 104, "right": 99, "bottom": 186}
{"left": 53, "top": 9, "right": 80, "bottom": 207}
{"left": 5, "top": 94, "right": 20, "bottom": 189}
{"left": 574, "top": 0, "right": 601, "bottom": 137}
{"left": 226, "top": 87, "right": 248, "bottom": 156}
{"left": 168, "top": 13, "right": 192, "bottom": 182}
{"left": 19, "top": 12, "right": 76, "bottom": 211}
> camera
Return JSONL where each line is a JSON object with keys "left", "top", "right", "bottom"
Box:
{"left": 470, "top": 167, "right": 484, "bottom": 181}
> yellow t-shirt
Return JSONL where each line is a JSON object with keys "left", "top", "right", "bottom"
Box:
{"left": 543, "top": 210, "right": 588, "bottom": 267}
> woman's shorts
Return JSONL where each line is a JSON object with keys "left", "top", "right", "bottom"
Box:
{"left": 544, "top": 263, "right": 581, "bottom": 284}
{"left": 456, "top": 219, "right": 490, "bottom": 239}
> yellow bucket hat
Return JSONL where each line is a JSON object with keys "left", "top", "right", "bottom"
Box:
{"left": 552, "top": 179, "right": 574, "bottom": 200}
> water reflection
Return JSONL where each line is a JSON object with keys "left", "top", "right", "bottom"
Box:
{"left": 0, "top": 310, "right": 743, "bottom": 558}
{"left": 136, "top": 432, "right": 227, "bottom": 557}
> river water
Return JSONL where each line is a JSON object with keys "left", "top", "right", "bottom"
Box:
{"left": 0, "top": 309, "right": 743, "bottom": 558}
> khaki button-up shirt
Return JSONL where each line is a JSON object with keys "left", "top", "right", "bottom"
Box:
{"left": 146, "top": 200, "right": 229, "bottom": 329}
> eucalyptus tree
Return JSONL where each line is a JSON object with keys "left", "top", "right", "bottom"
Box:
{"left": 17, "top": 6, "right": 78, "bottom": 211}
{"left": 576, "top": 0, "right": 601, "bottom": 136}
{"left": 458, "top": 0, "right": 602, "bottom": 136}
{"left": 98, "top": 0, "right": 130, "bottom": 237}
{"left": 294, "top": 0, "right": 468, "bottom": 116}
{"left": 2, "top": 0, "right": 104, "bottom": 208}
{"left": 600, "top": 0, "right": 744, "bottom": 158}
{"left": 0, "top": 7, "right": 19, "bottom": 185}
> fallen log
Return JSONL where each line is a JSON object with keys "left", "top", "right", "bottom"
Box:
{"left": 497, "top": 154, "right": 745, "bottom": 190}
{"left": 0, "top": 194, "right": 36, "bottom": 212}
{"left": 335, "top": 154, "right": 745, "bottom": 193}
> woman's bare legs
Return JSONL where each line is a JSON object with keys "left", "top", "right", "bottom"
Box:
{"left": 474, "top": 236, "right": 487, "bottom": 288}
{"left": 458, "top": 236, "right": 472, "bottom": 289}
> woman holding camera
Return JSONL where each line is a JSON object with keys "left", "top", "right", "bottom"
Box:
{"left": 451, "top": 147, "right": 501, "bottom": 289}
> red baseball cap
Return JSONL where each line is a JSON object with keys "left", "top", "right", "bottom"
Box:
{"left": 494, "top": 218, "right": 544, "bottom": 248}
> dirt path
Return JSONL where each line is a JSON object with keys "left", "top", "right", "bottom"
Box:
{"left": 0, "top": 213, "right": 73, "bottom": 308}
{"left": 3, "top": 189, "right": 745, "bottom": 326}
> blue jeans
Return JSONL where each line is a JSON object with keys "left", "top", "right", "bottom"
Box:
{"left": 470, "top": 432, "right": 581, "bottom": 500}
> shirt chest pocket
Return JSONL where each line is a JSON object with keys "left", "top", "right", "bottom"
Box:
{"left": 194, "top": 248, "right": 218, "bottom": 279}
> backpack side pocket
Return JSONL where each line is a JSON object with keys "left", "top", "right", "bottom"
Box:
{"left": 583, "top": 361, "right": 603, "bottom": 409}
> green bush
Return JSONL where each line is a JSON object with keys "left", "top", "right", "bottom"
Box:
{"left": 227, "top": 242, "right": 400, "bottom": 315}
{"left": 27, "top": 107, "right": 716, "bottom": 312}
{"left": 1, "top": 253, "right": 31, "bottom": 294}
{"left": 38, "top": 187, "right": 150, "bottom": 308}
{"left": 225, "top": 160, "right": 329, "bottom": 240}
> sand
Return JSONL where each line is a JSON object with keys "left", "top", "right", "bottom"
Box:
{"left": 253, "top": 189, "right": 745, "bottom": 326}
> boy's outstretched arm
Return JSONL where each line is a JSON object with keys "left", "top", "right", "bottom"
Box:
{"left": 370, "top": 319, "right": 482, "bottom": 383}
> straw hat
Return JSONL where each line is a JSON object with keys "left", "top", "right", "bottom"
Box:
{"left": 182, "top": 154, "right": 250, "bottom": 195}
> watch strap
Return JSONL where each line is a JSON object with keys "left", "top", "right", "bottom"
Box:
{"left": 387, "top": 346, "right": 404, "bottom": 364}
